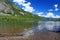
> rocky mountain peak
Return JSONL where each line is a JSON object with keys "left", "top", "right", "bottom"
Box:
{"left": 0, "top": 0, "right": 25, "bottom": 16}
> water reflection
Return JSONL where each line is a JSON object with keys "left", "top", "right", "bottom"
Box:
{"left": 22, "top": 28, "right": 34, "bottom": 37}
{"left": 45, "top": 21, "right": 60, "bottom": 31}
{"left": 45, "top": 21, "right": 55, "bottom": 30}
{"left": 37, "top": 21, "right": 60, "bottom": 31}
{"left": 23, "top": 21, "right": 60, "bottom": 37}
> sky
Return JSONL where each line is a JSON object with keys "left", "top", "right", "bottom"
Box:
{"left": 9, "top": 0, "right": 60, "bottom": 18}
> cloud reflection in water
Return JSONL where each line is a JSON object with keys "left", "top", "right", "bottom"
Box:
{"left": 22, "top": 21, "right": 60, "bottom": 37}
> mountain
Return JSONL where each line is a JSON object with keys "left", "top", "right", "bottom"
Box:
{"left": 0, "top": 0, "right": 60, "bottom": 21}
{"left": 0, "top": 0, "right": 43, "bottom": 21}
{"left": 57, "top": 18, "right": 60, "bottom": 21}
{"left": 40, "top": 16, "right": 60, "bottom": 21}
{"left": 0, "top": 0, "right": 27, "bottom": 16}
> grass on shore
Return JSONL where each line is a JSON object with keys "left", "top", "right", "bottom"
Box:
{"left": 0, "top": 16, "right": 38, "bottom": 34}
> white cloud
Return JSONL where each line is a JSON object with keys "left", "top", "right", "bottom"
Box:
{"left": 13, "top": 0, "right": 26, "bottom": 5}
{"left": 54, "top": 4, "right": 59, "bottom": 11}
{"left": 55, "top": 15, "right": 60, "bottom": 18}
{"left": 45, "top": 12, "right": 60, "bottom": 18}
{"left": 55, "top": 8, "right": 59, "bottom": 11}
{"left": 45, "top": 12, "right": 55, "bottom": 18}
{"left": 13, "top": 0, "right": 35, "bottom": 12}
{"left": 48, "top": 4, "right": 59, "bottom": 12}
{"left": 22, "top": 2, "right": 31, "bottom": 6}
{"left": 54, "top": 4, "right": 58, "bottom": 8}
{"left": 22, "top": 2, "right": 35, "bottom": 12}
{"left": 37, "top": 12, "right": 60, "bottom": 18}
{"left": 37, "top": 12, "right": 44, "bottom": 16}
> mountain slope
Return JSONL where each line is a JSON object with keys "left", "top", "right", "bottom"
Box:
{"left": 0, "top": 0, "right": 43, "bottom": 21}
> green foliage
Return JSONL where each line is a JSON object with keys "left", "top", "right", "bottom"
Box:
{"left": 0, "top": 16, "right": 38, "bottom": 33}
{"left": 58, "top": 18, "right": 60, "bottom": 21}
{"left": 0, "top": 0, "right": 43, "bottom": 21}
{"left": 7, "top": 12, "right": 11, "bottom": 14}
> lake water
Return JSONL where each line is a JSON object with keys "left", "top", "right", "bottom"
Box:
{"left": 22, "top": 21, "right": 60, "bottom": 40}
{"left": 0, "top": 21, "right": 60, "bottom": 40}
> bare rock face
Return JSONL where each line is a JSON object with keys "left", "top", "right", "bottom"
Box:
{"left": 0, "top": 0, "right": 14, "bottom": 15}
{"left": 0, "top": 2, "right": 6, "bottom": 11}
{"left": 0, "top": 0, "right": 25, "bottom": 16}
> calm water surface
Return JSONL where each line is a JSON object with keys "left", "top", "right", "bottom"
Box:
{"left": 0, "top": 21, "right": 60, "bottom": 40}
{"left": 22, "top": 21, "right": 60, "bottom": 40}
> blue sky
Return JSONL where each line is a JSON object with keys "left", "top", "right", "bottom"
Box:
{"left": 9, "top": 0, "right": 60, "bottom": 18}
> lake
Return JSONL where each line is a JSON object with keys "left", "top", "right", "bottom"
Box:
{"left": 21, "top": 21, "right": 60, "bottom": 40}
{"left": 0, "top": 21, "right": 60, "bottom": 40}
